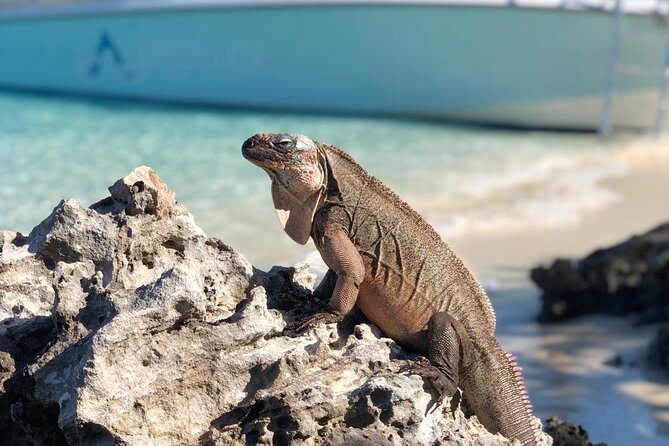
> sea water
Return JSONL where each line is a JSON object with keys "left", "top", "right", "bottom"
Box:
{"left": 0, "top": 91, "right": 633, "bottom": 267}
{"left": 1, "top": 91, "right": 668, "bottom": 444}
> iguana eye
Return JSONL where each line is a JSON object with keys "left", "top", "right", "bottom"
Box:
{"left": 276, "top": 137, "right": 293, "bottom": 150}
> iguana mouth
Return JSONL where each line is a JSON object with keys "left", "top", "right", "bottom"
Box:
{"left": 242, "top": 133, "right": 318, "bottom": 172}
{"left": 241, "top": 135, "right": 287, "bottom": 169}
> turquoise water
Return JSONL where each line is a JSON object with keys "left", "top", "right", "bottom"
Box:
{"left": 1, "top": 91, "right": 630, "bottom": 268}
{"left": 2, "top": 91, "right": 668, "bottom": 444}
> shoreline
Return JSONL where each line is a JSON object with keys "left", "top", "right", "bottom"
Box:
{"left": 448, "top": 154, "right": 669, "bottom": 278}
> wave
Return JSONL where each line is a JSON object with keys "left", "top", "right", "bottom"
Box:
{"left": 420, "top": 137, "right": 669, "bottom": 238}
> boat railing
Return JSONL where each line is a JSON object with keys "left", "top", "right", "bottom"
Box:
{"left": 599, "top": 0, "right": 669, "bottom": 136}
{"left": 655, "top": 36, "right": 669, "bottom": 132}
{"left": 1, "top": 0, "right": 669, "bottom": 14}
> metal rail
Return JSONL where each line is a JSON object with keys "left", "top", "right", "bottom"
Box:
{"left": 655, "top": 49, "right": 669, "bottom": 132}
{"left": 599, "top": 0, "right": 623, "bottom": 138}
{"left": 599, "top": 0, "right": 669, "bottom": 137}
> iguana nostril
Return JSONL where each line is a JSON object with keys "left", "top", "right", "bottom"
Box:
{"left": 241, "top": 136, "right": 256, "bottom": 151}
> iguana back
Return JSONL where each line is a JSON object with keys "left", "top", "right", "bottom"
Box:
{"left": 314, "top": 144, "right": 497, "bottom": 348}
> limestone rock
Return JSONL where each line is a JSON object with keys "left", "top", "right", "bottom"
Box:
{"left": 0, "top": 167, "right": 551, "bottom": 445}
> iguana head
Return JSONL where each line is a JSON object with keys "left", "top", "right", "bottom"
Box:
{"left": 242, "top": 133, "right": 325, "bottom": 245}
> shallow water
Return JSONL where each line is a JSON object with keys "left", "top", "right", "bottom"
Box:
{"left": 1, "top": 91, "right": 641, "bottom": 268}
{"left": 1, "top": 91, "right": 668, "bottom": 444}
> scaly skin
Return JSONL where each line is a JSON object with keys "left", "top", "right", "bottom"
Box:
{"left": 242, "top": 133, "right": 543, "bottom": 445}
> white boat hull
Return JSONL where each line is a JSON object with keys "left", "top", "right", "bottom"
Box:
{"left": 1, "top": 3, "right": 667, "bottom": 130}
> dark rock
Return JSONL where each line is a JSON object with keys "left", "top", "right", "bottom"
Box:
{"left": 531, "top": 223, "right": 669, "bottom": 322}
{"left": 604, "top": 354, "right": 624, "bottom": 368}
{"left": 544, "top": 416, "right": 607, "bottom": 446}
{"left": 649, "top": 323, "right": 669, "bottom": 369}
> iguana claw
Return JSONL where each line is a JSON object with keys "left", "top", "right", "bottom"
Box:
{"left": 400, "top": 357, "right": 459, "bottom": 412}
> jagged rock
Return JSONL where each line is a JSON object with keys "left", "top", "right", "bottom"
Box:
{"left": 0, "top": 166, "right": 551, "bottom": 445}
{"left": 543, "top": 417, "right": 607, "bottom": 446}
{"left": 531, "top": 223, "right": 669, "bottom": 322}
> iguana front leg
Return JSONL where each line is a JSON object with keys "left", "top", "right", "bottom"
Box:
{"left": 290, "top": 229, "right": 365, "bottom": 331}
{"left": 313, "top": 268, "right": 337, "bottom": 302}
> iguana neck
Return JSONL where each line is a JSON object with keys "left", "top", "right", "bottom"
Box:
{"left": 317, "top": 143, "right": 370, "bottom": 210}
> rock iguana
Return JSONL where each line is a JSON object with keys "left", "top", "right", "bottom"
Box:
{"left": 242, "top": 133, "right": 543, "bottom": 445}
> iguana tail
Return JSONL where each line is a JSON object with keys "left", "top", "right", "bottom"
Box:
{"left": 461, "top": 340, "right": 543, "bottom": 446}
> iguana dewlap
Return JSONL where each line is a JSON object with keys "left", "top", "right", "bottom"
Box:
{"left": 242, "top": 133, "right": 543, "bottom": 445}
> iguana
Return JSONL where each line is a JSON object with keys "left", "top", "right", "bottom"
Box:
{"left": 242, "top": 133, "right": 543, "bottom": 445}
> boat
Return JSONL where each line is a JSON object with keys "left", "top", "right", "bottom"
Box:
{"left": 1, "top": 0, "right": 668, "bottom": 131}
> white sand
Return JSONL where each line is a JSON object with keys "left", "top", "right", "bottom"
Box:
{"left": 449, "top": 149, "right": 669, "bottom": 272}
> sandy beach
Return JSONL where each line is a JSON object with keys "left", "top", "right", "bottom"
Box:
{"left": 449, "top": 138, "right": 669, "bottom": 272}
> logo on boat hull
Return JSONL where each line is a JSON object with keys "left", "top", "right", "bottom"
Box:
{"left": 87, "top": 31, "right": 135, "bottom": 80}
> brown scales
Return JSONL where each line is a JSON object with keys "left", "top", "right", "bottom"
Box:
{"left": 242, "top": 133, "right": 543, "bottom": 446}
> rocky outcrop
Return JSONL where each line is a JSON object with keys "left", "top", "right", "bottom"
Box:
{"left": 0, "top": 167, "right": 551, "bottom": 445}
{"left": 543, "top": 417, "right": 607, "bottom": 446}
{"left": 530, "top": 223, "right": 669, "bottom": 323}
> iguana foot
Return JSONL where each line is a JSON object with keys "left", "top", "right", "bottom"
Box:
{"left": 285, "top": 310, "right": 343, "bottom": 334}
{"left": 401, "top": 312, "right": 473, "bottom": 413}
{"left": 400, "top": 357, "right": 458, "bottom": 408}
